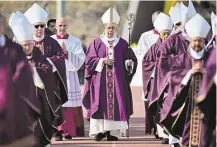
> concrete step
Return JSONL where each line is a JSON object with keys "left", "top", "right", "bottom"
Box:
{"left": 51, "top": 136, "right": 170, "bottom": 147}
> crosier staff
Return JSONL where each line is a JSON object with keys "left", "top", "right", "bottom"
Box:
{"left": 126, "top": 13, "right": 136, "bottom": 75}
{"left": 122, "top": 13, "right": 136, "bottom": 138}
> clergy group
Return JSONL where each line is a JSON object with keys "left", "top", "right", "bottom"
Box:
{"left": 0, "top": 1, "right": 216, "bottom": 147}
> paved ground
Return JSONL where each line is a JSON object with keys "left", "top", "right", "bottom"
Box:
{"left": 51, "top": 86, "right": 170, "bottom": 147}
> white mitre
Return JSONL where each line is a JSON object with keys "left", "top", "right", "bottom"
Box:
{"left": 211, "top": 12, "right": 217, "bottom": 37}
{"left": 182, "top": 0, "right": 197, "bottom": 25}
{"left": 205, "top": 12, "right": 217, "bottom": 48}
{"left": 9, "top": 11, "right": 34, "bottom": 43}
{"left": 101, "top": 7, "right": 120, "bottom": 25}
{"left": 24, "top": 3, "right": 48, "bottom": 25}
{"left": 154, "top": 12, "right": 173, "bottom": 32}
{"left": 169, "top": 2, "right": 182, "bottom": 25}
{"left": 185, "top": 14, "right": 211, "bottom": 39}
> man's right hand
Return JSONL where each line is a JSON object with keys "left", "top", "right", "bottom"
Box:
{"left": 191, "top": 61, "right": 203, "bottom": 74}
{"left": 61, "top": 42, "right": 68, "bottom": 54}
{"left": 103, "top": 57, "right": 114, "bottom": 66}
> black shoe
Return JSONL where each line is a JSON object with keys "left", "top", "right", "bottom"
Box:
{"left": 55, "top": 134, "right": 63, "bottom": 141}
{"left": 105, "top": 131, "right": 118, "bottom": 141}
{"left": 154, "top": 133, "right": 160, "bottom": 139}
{"left": 161, "top": 138, "right": 169, "bottom": 144}
{"left": 64, "top": 134, "right": 72, "bottom": 140}
{"left": 173, "top": 143, "right": 181, "bottom": 147}
{"left": 55, "top": 131, "right": 63, "bottom": 141}
{"left": 94, "top": 133, "right": 106, "bottom": 141}
{"left": 107, "top": 135, "right": 118, "bottom": 141}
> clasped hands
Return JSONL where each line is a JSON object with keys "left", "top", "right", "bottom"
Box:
{"left": 191, "top": 61, "right": 204, "bottom": 74}
{"left": 61, "top": 42, "right": 68, "bottom": 54}
{"left": 102, "top": 56, "right": 114, "bottom": 66}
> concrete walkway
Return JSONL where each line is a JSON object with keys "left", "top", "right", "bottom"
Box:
{"left": 51, "top": 86, "right": 170, "bottom": 147}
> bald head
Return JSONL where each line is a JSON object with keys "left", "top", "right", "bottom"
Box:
{"left": 56, "top": 17, "right": 68, "bottom": 36}
{"left": 56, "top": 17, "right": 68, "bottom": 25}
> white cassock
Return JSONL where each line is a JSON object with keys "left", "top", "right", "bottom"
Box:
{"left": 51, "top": 35, "right": 85, "bottom": 107}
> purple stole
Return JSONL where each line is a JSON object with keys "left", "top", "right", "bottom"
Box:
{"left": 106, "top": 40, "right": 115, "bottom": 120}
{"left": 189, "top": 60, "right": 203, "bottom": 147}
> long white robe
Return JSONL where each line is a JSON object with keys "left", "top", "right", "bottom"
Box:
{"left": 51, "top": 34, "right": 85, "bottom": 107}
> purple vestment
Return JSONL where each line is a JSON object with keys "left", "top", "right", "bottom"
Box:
{"left": 148, "top": 32, "right": 189, "bottom": 112}
{"left": 160, "top": 50, "right": 209, "bottom": 147}
{"left": 35, "top": 36, "right": 68, "bottom": 104}
{"left": 30, "top": 47, "right": 56, "bottom": 147}
{"left": 142, "top": 38, "right": 162, "bottom": 134}
{"left": 197, "top": 48, "right": 216, "bottom": 147}
{"left": 82, "top": 37, "right": 137, "bottom": 121}
{"left": 142, "top": 38, "right": 162, "bottom": 100}
{"left": 34, "top": 36, "right": 68, "bottom": 129}
{"left": 0, "top": 39, "right": 40, "bottom": 145}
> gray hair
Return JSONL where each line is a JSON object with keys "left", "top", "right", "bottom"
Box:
{"left": 152, "top": 11, "right": 161, "bottom": 24}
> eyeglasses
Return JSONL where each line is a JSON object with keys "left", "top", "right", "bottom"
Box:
{"left": 34, "top": 24, "right": 45, "bottom": 29}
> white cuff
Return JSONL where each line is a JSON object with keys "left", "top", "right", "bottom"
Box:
{"left": 181, "top": 70, "right": 192, "bottom": 85}
{"left": 214, "top": 73, "right": 217, "bottom": 84}
{"left": 46, "top": 58, "right": 57, "bottom": 72}
{"left": 95, "top": 58, "right": 104, "bottom": 72}
{"left": 144, "top": 98, "right": 149, "bottom": 101}
{"left": 169, "top": 134, "right": 180, "bottom": 144}
{"left": 151, "top": 68, "right": 155, "bottom": 78}
{"left": 125, "top": 59, "right": 134, "bottom": 74}
{"left": 33, "top": 67, "right": 45, "bottom": 89}
{"left": 142, "top": 91, "right": 147, "bottom": 101}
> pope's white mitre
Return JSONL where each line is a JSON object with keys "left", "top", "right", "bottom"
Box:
{"left": 101, "top": 7, "right": 120, "bottom": 25}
